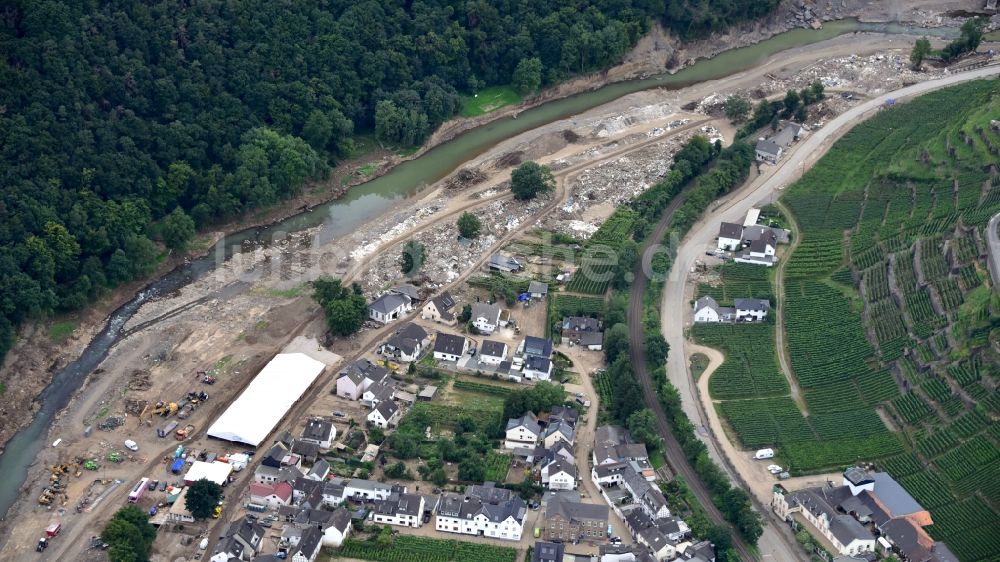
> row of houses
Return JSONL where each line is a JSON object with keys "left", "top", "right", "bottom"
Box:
{"left": 773, "top": 467, "right": 958, "bottom": 562}
{"left": 532, "top": 540, "right": 716, "bottom": 562}
{"left": 506, "top": 406, "right": 581, "bottom": 491}
{"left": 692, "top": 296, "right": 770, "bottom": 323}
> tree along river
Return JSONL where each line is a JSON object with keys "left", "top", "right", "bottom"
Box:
{"left": 0, "top": 19, "right": 956, "bottom": 520}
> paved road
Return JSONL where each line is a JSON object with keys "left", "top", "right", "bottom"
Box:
{"left": 987, "top": 211, "right": 1000, "bottom": 289}
{"left": 626, "top": 191, "right": 759, "bottom": 562}
{"left": 657, "top": 65, "right": 1000, "bottom": 562}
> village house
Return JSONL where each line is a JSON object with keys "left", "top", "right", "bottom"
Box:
{"left": 390, "top": 284, "right": 421, "bottom": 303}
{"left": 692, "top": 296, "right": 734, "bottom": 323}
{"left": 436, "top": 483, "right": 527, "bottom": 541}
{"left": 773, "top": 486, "right": 876, "bottom": 557}
{"left": 543, "top": 498, "right": 609, "bottom": 542}
{"left": 249, "top": 481, "right": 293, "bottom": 508}
{"left": 521, "top": 335, "right": 553, "bottom": 358}
{"left": 344, "top": 479, "right": 395, "bottom": 502}
{"left": 361, "top": 377, "right": 394, "bottom": 409}
{"left": 471, "top": 302, "right": 503, "bottom": 334}
{"left": 542, "top": 458, "right": 578, "bottom": 490}
{"left": 624, "top": 469, "right": 671, "bottom": 520}
{"left": 505, "top": 412, "right": 541, "bottom": 449}
{"left": 734, "top": 298, "right": 770, "bottom": 321}
{"left": 489, "top": 253, "right": 525, "bottom": 273}
{"left": 278, "top": 505, "right": 353, "bottom": 549}
{"left": 379, "top": 322, "right": 430, "bottom": 362}
{"left": 754, "top": 138, "right": 782, "bottom": 163}
{"left": 305, "top": 459, "right": 330, "bottom": 482}
{"left": 755, "top": 122, "right": 804, "bottom": 163}
{"left": 433, "top": 332, "right": 468, "bottom": 361}
{"left": 528, "top": 281, "right": 549, "bottom": 300}
{"left": 542, "top": 419, "right": 575, "bottom": 448}
{"left": 523, "top": 355, "right": 554, "bottom": 381}
{"left": 335, "top": 359, "right": 390, "bottom": 400}
{"left": 211, "top": 516, "right": 265, "bottom": 562}
{"left": 735, "top": 229, "right": 777, "bottom": 266}
{"left": 368, "top": 292, "right": 412, "bottom": 324}
{"left": 533, "top": 541, "right": 565, "bottom": 562}
{"left": 421, "top": 291, "right": 457, "bottom": 325}
{"left": 300, "top": 418, "right": 335, "bottom": 449}
{"left": 480, "top": 340, "right": 509, "bottom": 366}
{"left": 561, "top": 316, "right": 602, "bottom": 341}
{"left": 370, "top": 489, "right": 425, "bottom": 528}
{"left": 367, "top": 400, "right": 400, "bottom": 428}
{"left": 682, "top": 541, "right": 717, "bottom": 562}
{"left": 716, "top": 222, "right": 744, "bottom": 251}
{"left": 624, "top": 509, "right": 692, "bottom": 561}
{"left": 286, "top": 526, "right": 323, "bottom": 562}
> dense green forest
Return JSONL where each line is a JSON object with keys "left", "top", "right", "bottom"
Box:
{"left": 0, "top": 0, "right": 778, "bottom": 360}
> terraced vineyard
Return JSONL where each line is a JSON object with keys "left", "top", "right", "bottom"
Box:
{"left": 776, "top": 80, "right": 1000, "bottom": 561}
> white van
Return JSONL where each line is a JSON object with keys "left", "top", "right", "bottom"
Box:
{"left": 753, "top": 448, "right": 774, "bottom": 460}
{"left": 124, "top": 439, "right": 139, "bottom": 452}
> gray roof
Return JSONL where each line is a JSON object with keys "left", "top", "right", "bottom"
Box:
{"left": 562, "top": 316, "right": 600, "bottom": 333}
{"left": 549, "top": 405, "right": 579, "bottom": 425}
{"left": 507, "top": 412, "right": 540, "bottom": 435}
{"left": 772, "top": 123, "right": 801, "bottom": 146}
{"left": 748, "top": 230, "right": 777, "bottom": 252}
{"left": 755, "top": 138, "right": 781, "bottom": 157}
{"left": 719, "top": 222, "right": 743, "bottom": 239}
{"left": 308, "top": 459, "right": 330, "bottom": 478}
{"left": 579, "top": 332, "right": 604, "bottom": 346}
{"left": 292, "top": 526, "right": 322, "bottom": 560}
{"left": 481, "top": 339, "right": 507, "bottom": 358}
{"left": 734, "top": 298, "right": 770, "bottom": 312}
{"left": 489, "top": 254, "right": 523, "bottom": 270}
{"left": 870, "top": 471, "right": 924, "bottom": 517}
{"left": 528, "top": 281, "right": 549, "bottom": 295}
{"left": 434, "top": 332, "right": 466, "bottom": 356}
{"left": 396, "top": 322, "right": 428, "bottom": 342}
{"left": 339, "top": 359, "right": 389, "bottom": 386}
{"left": 694, "top": 295, "right": 721, "bottom": 314}
{"left": 374, "top": 491, "right": 423, "bottom": 517}
{"left": 391, "top": 284, "right": 421, "bottom": 301}
{"left": 545, "top": 458, "right": 577, "bottom": 479}
{"left": 291, "top": 440, "right": 320, "bottom": 459}
{"left": 844, "top": 466, "right": 873, "bottom": 486}
{"left": 595, "top": 425, "right": 631, "bottom": 446}
{"left": 471, "top": 302, "right": 502, "bottom": 324}
{"left": 544, "top": 420, "right": 575, "bottom": 443}
{"left": 438, "top": 486, "right": 525, "bottom": 524}
{"left": 302, "top": 418, "right": 333, "bottom": 442}
{"left": 428, "top": 291, "right": 456, "bottom": 320}
{"left": 523, "top": 336, "right": 552, "bottom": 357}
{"left": 525, "top": 355, "right": 552, "bottom": 373}
{"left": 532, "top": 540, "right": 565, "bottom": 562}
{"left": 369, "top": 292, "right": 411, "bottom": 314}
{"left": 829, "top": 514, "right": 874, "bottom": 545}
{"left": 418, "top": 385, "right": 437, "bottom": 398}
{"left": 545, "top": 498, "right": 608, "bottom": 522}
{"left": 373, "top": 400, "right": 398, "bottom": 420}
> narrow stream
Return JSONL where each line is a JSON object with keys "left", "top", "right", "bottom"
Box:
{"left": 0, "top": 19, "right": 957, "bottom": 520}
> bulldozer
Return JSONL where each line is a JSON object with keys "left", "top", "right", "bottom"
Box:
{"left": 106, "top": 451, "right": 122, "bottom": 463}
{"left": 83, "top": 460, "right": 99, "bottom": 471}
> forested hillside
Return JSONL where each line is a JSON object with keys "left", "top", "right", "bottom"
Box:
{"left": 0, "top": 0, "right": 778, "bottom": 360}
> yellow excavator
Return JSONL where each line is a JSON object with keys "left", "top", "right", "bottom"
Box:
{"left": 151, "top": 401, "right": 178, "bottom": 417}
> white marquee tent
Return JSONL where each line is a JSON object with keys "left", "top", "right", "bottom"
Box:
{"left": 207, "top": 353, "right": 326, "bottom": 446}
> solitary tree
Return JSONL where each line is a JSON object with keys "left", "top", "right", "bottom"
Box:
{"left": 511, "top": 57, "right": 543, "bottom": 95}
{"left": 457, "top": 212, "right": 481, "bottom": 238}
{"left": 184, "top": 478, "right": 223, "bottom": 519}
{"left": 723, "top": 95, "right": 751, "bottom": 123}
{"left": 510, "top": 161, "right": 555, "bottom": 200}
{"left": 400, "top": 240, "right": 425, "bottom": 274}
{"left": 910, "top": 38, "right": 931, "bottom": 70}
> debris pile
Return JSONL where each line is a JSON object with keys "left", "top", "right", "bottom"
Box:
{"left": 443, "top": 167, "right": 488, "bottom": 190}
{"left": 98, "top": 416, "right": 125, "bottom": 431}
{"left": 127, "top": 370, "right": 152, "bottom": 391}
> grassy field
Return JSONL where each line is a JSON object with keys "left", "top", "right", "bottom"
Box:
{"left": 329, "top": 535, "right": 517, "bottom": 562}
{"left": 48, "top": 321, "right": 76, "bottom": 343}
{"left": 460, "top": 86, "right": 522, "bottom": 117}
{"left": 775, "top": 79, "right": 1000, "bottom": 561}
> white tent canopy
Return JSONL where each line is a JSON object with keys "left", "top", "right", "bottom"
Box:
{"left": 207, "top": 353, "right": 326, "bottom": 446}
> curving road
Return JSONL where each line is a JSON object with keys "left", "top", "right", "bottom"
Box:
{"left": 657, "top": 65, "right": 1000, "bottom": 562}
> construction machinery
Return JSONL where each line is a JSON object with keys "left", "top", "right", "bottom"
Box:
{"left": 151, "top": 401, "right": 179, "bottom": 417}
{"left": 106, "top": 451, "right": 122, "bottom": 463}
{"left": 175, "top": 424, "right": 195, "bottom": 441}
{"left": 83, "top": 460, "right": 98, "bottom": 471}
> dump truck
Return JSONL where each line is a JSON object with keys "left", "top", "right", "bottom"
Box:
{"left": 157, "top": 421, "right": 179, "bottom": 438}
{"left": 175, "top": 424, "right": 195, "bottom": 441}
{"left": 152, "top": 402, "right": 178, "bottom": 417}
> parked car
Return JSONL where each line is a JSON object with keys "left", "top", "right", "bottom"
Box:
{"left": 148, "top": 480, "right": 159, "bottom": 491}
{"left": 159, "top": 481, "right": 168, "bottom": 492}
{"left": 767, "top": 465, "right": 784, "bottom": 475}
{"left": 333, "top": 411, "right": 347, "bottom": 418}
